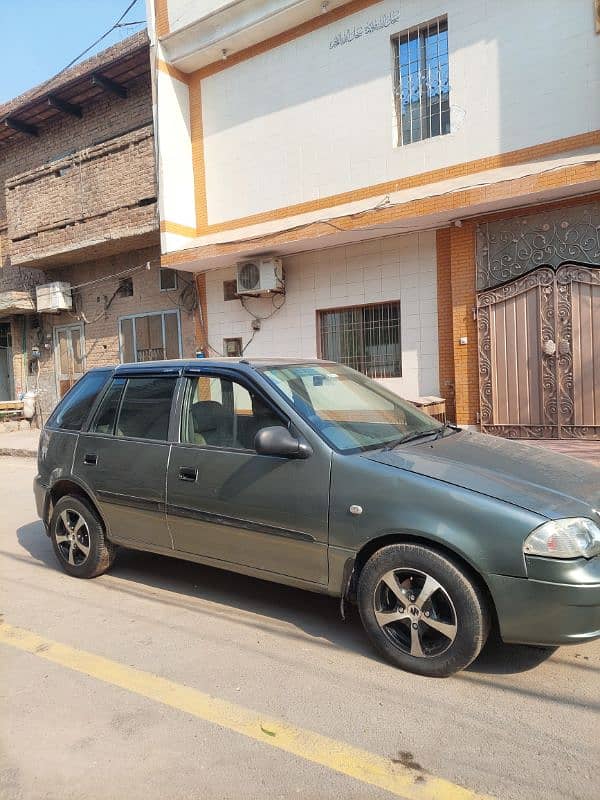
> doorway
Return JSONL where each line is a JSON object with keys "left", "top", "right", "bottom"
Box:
{"left": 477, "top": 264, "right": 600, "bottom": 439}
{"left": 54, "top": 323, "right": 85, "bottom": 399}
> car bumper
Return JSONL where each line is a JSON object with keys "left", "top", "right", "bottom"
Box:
{"left": 488, "top": 558, "right": 600, "bottom": 646}
{"left": 33, "top": 475, "right": 49, "bottom": 532}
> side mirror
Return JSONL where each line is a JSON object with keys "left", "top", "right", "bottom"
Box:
{"left": 254, "top": 426, "right": 312, "bottom": 459}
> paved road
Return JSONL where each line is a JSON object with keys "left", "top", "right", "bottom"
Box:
{"left": 1, "top": 456, "right": 598, "bottom": 800}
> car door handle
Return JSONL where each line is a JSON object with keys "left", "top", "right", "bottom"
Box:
{"left": 84, "top": 453, "right": 98, "bottom": 466}
{"left": 178, "top": 466, "right": 197, "bottom": 482}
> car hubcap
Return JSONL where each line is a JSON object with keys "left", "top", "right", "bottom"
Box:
{"left": 55, "top": 510, "right": 90, "bottom": 566}
{"left": 373, "top": 568, "right": 457, "bottom": 658}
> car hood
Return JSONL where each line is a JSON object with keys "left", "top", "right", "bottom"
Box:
{"left": 365, "top": 431, "right": 600, "bottom": 519}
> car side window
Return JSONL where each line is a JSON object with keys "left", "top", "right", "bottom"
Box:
{"left": 182, "top": 375, "right": 283, "bottom": 450}
{"left": 89, "top": 378, "right": 126, "bottom": 434}
{"left": 48, "top": 370, "right": 111, "bottom": 431}
{"left": 114, "top": 377, "right": 177, "bottom": 441}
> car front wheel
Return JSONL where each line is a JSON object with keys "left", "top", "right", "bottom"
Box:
{"left": 358, "top": 543, "right": 490, "bottom": 677}
{"left": 50, "top": 495, "right": 117, "bottom": 579}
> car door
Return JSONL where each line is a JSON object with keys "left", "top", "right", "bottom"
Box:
{"left": 167, "top": 368, "right": 330, "bottom": 584}
{"left": 74, "top": 371, "right": 178, "bottom": 550}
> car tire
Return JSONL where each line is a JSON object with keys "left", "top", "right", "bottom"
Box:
{"left": 50, "top": 495, "right": 117, "bottom": 579}
{"left": 358, "top": 543, "right": 490, "bottom": 677}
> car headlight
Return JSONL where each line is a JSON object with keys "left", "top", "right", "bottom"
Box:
{"left": 523, "top": 518, "right": 600, "bottom": 559}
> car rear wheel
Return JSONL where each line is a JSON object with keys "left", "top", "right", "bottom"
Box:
{"left": 358, "top": 543, "right": 490, "bottom": 677}
{"left": 50, "top": 495, "right": 117, "bottom": 578}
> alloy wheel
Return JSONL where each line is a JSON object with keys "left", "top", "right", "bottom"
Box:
{"left": 373, "top": 567, "right": 457, "bottom": 658}
{"left": 55, "top": 509, "right": 91, "bottom": 567}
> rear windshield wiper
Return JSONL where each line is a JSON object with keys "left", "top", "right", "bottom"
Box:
{"left": 382, "top": 427, "right": 441, "bottom": 450}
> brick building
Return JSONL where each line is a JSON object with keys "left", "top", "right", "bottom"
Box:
{"left": 149, "top": 0, "right": 600, "bottom": 439}
{"left": 0, "top": 31, "right": 197, "bottom": 420}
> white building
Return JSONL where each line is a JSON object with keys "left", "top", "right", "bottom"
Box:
{"left": 147, "top": 0, "right": 600, "bottom": 436}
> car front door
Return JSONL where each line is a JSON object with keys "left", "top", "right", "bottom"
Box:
{"left": 74, "top": 372, "right": 178, "bottom": 550}
{"left": 167, "top": 368, "right": 330, "bottom": 585}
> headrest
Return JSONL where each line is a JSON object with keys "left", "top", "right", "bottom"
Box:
{"left": 190, "top": 400, "right": 229, "bottom": 433}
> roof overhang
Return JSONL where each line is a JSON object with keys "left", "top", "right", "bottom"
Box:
{"left": 160, "top": 0, "right": 349, "bottom": 72}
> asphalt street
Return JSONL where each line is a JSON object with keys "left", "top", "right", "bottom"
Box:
{"left": 0, "top": 455, "right": 598, "bottom": 800}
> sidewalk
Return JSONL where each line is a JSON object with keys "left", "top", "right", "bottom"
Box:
{"left": 0, "top": 428, "right": 40, "bottom": 458}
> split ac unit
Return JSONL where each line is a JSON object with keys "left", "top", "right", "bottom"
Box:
{"left": 236, "top": 257, "right": 284, "bottom": 296}
{"left": 36, "top": 282, "right": 73, "bottom": 312}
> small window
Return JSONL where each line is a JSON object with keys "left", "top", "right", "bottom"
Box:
{"left": 160, "top": 268, "right": 178, "bottom": 292}
{"left": 318, "top": 301, "right": 402, "bottom": 379}
{"left": 115, "top": 377, "right": 177, "bottom": 441}
{"left": 117, "top": 278, "right": 134, "bottom": 298}
{"left": 223, "top": 280, "right": 238, "bottom": 301}
{"left": 182, "top": 375, "right": 283, "bottom": 450}
{"left": 223, "top": 337, "right": 243, "bottom": 357}
{"left": 47, "top": 370, "right": 111, "bottom": 431}
{"left": 90, "top": 378, "right": 126, "bottom": 434}
{"left": 393, "top": 16, "right": 450, "bottom": 145}
{"left": 119, "top": 311, "right": 181, "bottom": 363}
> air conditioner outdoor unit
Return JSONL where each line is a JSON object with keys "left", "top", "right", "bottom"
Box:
{"left": 236, "top": 257, "right": 284, "bottom": 295}
{"left": 36, "top": 282, "right": 73, "bottom": 313}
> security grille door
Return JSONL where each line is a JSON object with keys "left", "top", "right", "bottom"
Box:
{"left": 477, "top": 265, "right": 600, "bottom": 439}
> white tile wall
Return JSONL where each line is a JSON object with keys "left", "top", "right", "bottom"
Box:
{"left": 205, "top": 230, "right": 439, "bottom": 399}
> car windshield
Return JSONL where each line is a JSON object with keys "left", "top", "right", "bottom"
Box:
{"left": 260, "top": 363, "right": 442, "bottom": 453}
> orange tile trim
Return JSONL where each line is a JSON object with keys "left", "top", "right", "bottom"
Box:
{"left": 156, "top": 58, "right": 188, "bottom": 84}
{"left": 159, "top": 160, "right": 600, "bottom": 267}
{"left": 160, "top": 220, "right": 197, "bottom": 237}
{"left": 188, "top": 74, "right": 208, "bottom": 230}
{"left": 154, "top": 0, "right": 170, "bottom": 38}
{"left": 192, "top": 0, "right": 383, "bottom": 81}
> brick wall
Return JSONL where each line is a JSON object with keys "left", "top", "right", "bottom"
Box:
{"left": 10, "top": 247, "right": 197, "bottom": 418}
{"left": 0, "top": 74, "right": 153, "bottom": 223}
{"left": 7, "top": 125, "right": 157, "bottom": 266}
{"left": 435, "top": 228, "right": 456, "bottom": 422}
{"left": 448, "top": 222, "right": 478, "bottom": 427}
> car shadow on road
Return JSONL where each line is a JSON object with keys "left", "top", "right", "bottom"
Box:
{"left": 16, "top": 519, "right": 556, "bottom": 676}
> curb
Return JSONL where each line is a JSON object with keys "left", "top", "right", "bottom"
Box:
{"left": 0, "top": 448, "right": 37, "bottom": 459}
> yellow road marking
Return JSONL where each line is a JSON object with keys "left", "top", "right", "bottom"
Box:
{"left": 0, "top": 621, "right": 491, "bottom": 800}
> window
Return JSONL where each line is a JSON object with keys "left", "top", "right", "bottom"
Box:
{"left": 182, "top": 375, "right": 283, "bottom": 450}
{"left": 160, "top": 268, "right": 178, "bottom": 292}
{"left": 119, "top": 311, "right": 181, "bottom": 363}
{"left": 318, "top": 301, "right": 401, "bottom": 379}
{"left": 47, "top": 369, "right": 111, "bottom": 431}
{"left": 393, "top": 16, "right": 449, "bottom": 145}
{"left": 90, "top": 378, "right": 126, "bottom": 434}
{"left": 115, "top": 377, "right": 177, "bottom": 441}
{"left": 223, "top": 337, "right": 243, "bottom": 357}
{"left": 223, "top": 280, "right": 238, "bottom": 301}
{"left": 117, "top": 278, "right": 134, "bottom": 298}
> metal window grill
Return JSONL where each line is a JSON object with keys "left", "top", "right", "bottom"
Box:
{"left": 393, "top": 16, "right": 450, "bottom": 146}
{"left": 319, "top": 301, "right": 402, "bottom": 379}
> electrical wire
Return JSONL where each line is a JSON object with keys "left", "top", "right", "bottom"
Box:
{"left": 240, "top": 293, "right": 286, "bottom": 322}
{"left": 6, "top": 1, "right": 144, "bottom": 111}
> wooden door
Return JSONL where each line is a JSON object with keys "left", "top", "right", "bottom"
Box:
{"left": 54, "top": 323, "right": 85, "bottom": 398}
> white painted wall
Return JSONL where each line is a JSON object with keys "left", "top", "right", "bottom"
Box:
{"left": 205, "top": 231, "right": 439, "bottom": 399}
{"left": 156, "top": 69, "right": 196, "bottom": 230}
{"left": 197, "top": 0, "right": 599, "bottom": 225}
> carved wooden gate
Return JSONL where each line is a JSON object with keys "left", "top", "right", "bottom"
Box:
{"left": 477, "top": 264, "right": 600, "bottom": 439}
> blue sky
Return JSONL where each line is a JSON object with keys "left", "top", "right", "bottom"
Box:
{"left": 0, "top": 0, "right": 147, "bottom": 103}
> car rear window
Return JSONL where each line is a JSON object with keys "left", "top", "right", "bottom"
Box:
{"left": 47, "top": 370, "right": 112, "bottom": 432}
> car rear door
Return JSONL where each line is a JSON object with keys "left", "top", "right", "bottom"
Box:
{"left": 166, "top": 367, "right": 330, "bottom": 584}
{"left": 74, "top": 368, "right": 179, "bottom": 550}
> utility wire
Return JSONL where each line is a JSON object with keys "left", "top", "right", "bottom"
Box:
{"left": 6, "top": 0, "right": 144, "bottom": 110}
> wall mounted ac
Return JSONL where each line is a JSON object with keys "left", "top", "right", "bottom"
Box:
{"left": 36, "top": 282, "right": 73, "bottom": 312}
{"left": 236, "top": 257, "right": 284, "bottom": 295}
